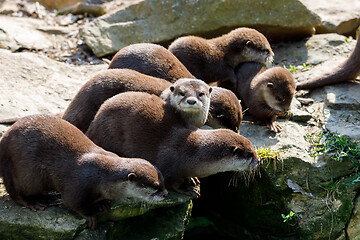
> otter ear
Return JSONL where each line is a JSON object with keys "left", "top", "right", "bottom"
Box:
{"left": 267, "top": 82, "right": 274, "bottom": 88}
{"left": 170, "top": 86, "right": 175, "bottom": 92}
{"left": 128, "top": 173, "right": 137, "bottom": 181}
{"left": 209, "top": 87, "right": 213, "bottom": 94}
{"left": 232, "top": 146, "right": 243, "bottom": 155}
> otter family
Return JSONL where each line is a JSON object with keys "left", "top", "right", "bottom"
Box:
{"left": 1, "top": 27, "right": 358, "bottom": 229}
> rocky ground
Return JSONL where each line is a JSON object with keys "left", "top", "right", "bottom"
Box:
{"left": 0, "top": 0, "right": 359, "bottom": 239}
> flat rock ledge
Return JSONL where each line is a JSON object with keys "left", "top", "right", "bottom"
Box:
{"left": 0, "top": 183, "right": 192, "bottom": 240}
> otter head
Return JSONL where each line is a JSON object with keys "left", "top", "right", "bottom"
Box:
{"left": 100, "top": 157, "right": 168, "bottom": 202}
{"left": 260, "top": 67, "right": 296, "bottom": 117}
{"left": 192, "top": 129, "right": 260, "bottom": 178}
{"left": 168, "top": 78, "right": 212, "bottom": 127}
{"left": 206, "top": 87, "right": 242, "bottom": 133}
{"left": 224, "top": 27, "right": 274, "bottom": 68}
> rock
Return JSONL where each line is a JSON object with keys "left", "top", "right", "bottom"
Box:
{"left": 347, "top": 195, "right": 360, "bottom": 240}
{"left": 0, "top": 189, "right": 192, "bottom": 240}
{"left": 0, "top": 16, "right": 53, "bottom": 51}
{"left": 0, "top": 0, "right": 18, "bottom": 14}
{"left": 58, "top": 2, "right": 106, "bottom": 16}
{"left": 325, "top": 83, "right": 360, "bottom": 110}
{"left": 0, "top": 48, "right": 105, "bottom": 138}
{"left": 36, "top": 0, "right": 84, "bottom": 11}
{"left": 300, "top": 0, "right": 360, "bottom": 35}
{"left": 80, "top": 0, "right": 321, "bottom": 57}
{"left": 273, "top": 33, "right": 356, "bottom": 67}
{"left": 290, "top": 97, "right": 313, "bottom": 122}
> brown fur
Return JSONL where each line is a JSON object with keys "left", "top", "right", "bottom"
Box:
{"left": 108, "top": 43, "right": 242, "bottom": 131}
{"left": 85, "top": 92, "right": 259, "bottom": 198}
{"left": 0, "top": 115, "right": 167, "bottom": 229}
{"left": 168, "top": 27, "right": 274, "bottom": 85}
{"left": 62, "top": 69, "right": 240, "bottom": 132}
{"left": 297, "top": 39, "right": 360, "bottom": 90}
{"left": 108, "top": 43, "right": 194, "bottom": 81}
{"left": 220, "top": 62, "right": 295, "bottom": 133}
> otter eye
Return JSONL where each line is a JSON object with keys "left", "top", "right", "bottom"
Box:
{"left": 199, "top": 92, "right": 204, "bottom": 97}
{"left": 179, "top": 92, "right": 185, "bottom": 96}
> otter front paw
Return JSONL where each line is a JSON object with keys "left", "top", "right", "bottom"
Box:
{"left": 267, "top": 122, "right": 282, "bottom": 133}
{"left": 173, "top": 184, "right": 201, "bottom": 199}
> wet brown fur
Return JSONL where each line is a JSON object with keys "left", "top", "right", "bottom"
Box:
{"left": 297, "top": 39, "right": 360, "bottom": 90}
{"left": 62, "top": 68, "right": 241, "bottom": 132}
{"left": 107, "top": 43, "right": 242, "bottom": 132}
{"left": 85, "top": 92, "right": 259, "bottom": 197}
{"left": 108, "top": 43, "right": 194, "bottom": 80}
{"left": 0, "top": 115, "right": 166, "bottom": 229}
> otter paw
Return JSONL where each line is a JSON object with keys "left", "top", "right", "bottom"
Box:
{"left": 186, "top": 177, "right": 200, "bottom": 187}
{"left": 95, "top": 200, "right": 111, "bottom": 212}
{"left": 267, "top": 122, "right": 282, "bottom": 133}
{"left": 16, "top": 199, "right": 47, "bottom": 211}
{"left": 174, "top": 185, "right": 201, "bottom": 199}
{"left": 85, "top": 215, "right": 97, "bottom": 230}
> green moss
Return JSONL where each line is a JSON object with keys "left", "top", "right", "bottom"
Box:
{"left": 109, "top": 202, "right": 192, "bottom": 240}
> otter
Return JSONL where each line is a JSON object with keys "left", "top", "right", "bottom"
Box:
{"left": 0, "top": 115, "right": 167, "bottom": 229}
{"left": 168, "top": 27, "right": 274, "bottom": 85}
{"left": 85, "top": 92, "right": 259, "bottom": 198}
{"left": 219, "top": 62, "right": 295, "bottom": 133}
{"left": 62, "top": 69, "right": 211, "bottom": 132}
{"left": 297, "top": 39, "right": 360, "bottom": 90}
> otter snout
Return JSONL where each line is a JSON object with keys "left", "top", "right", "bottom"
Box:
{"left": 152, "top": 189, "right": 168, "bottom": 201}
{"left": 186, "top": 97, "right": 198, "bottom": 105}
{"left": 249, "top": 154, "right": 260, "bottom": 169}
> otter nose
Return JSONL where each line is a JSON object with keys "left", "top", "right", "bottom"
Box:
{"left": 187, "top": 99, "right": 197, "bottom": 105}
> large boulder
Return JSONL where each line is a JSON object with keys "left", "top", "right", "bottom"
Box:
{"left": 300, "top": 0, "right": 360, "bottom": 35}
{"left": 80, "top": 0, "right": 321, "bottom": 57}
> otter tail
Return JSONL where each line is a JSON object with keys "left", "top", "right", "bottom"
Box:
{"left": 297, "top": 39, "right": 360, "bottom": 90}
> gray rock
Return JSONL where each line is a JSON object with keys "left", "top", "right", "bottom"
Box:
{"left": 0, "top": 16, "right": 53, "bottom": 51}
{"left": 300, "top": 0, "right": 360, "bottom": 35}
{"left": 347, "top": 195, "right": 360, "bottom": 240}
{"left": 290, "top": 97, "right": 313, "bottom": 122}
{"left": 80, "top": 0, "right": 321, "bottom": 57}
{"left": 0, "top": 192, "right": 192, "bottom": 240}
{"left": 0, "top": 49, "right": 106, "bottom": 136}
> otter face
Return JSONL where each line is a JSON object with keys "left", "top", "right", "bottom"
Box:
{"left": 193, "top": 131, "right": 260, "bottom": 178}
{"left": 102, "top": 173, "right": 168, "bottom": 202}
{"left": 169, "top": 79, "right": 212, "bottom": 113}
{"left": 100, "top": 159, "right": 168, "bottom": 202}
{"left": 262, "top": 81, "right": 295, "bottom": 117}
